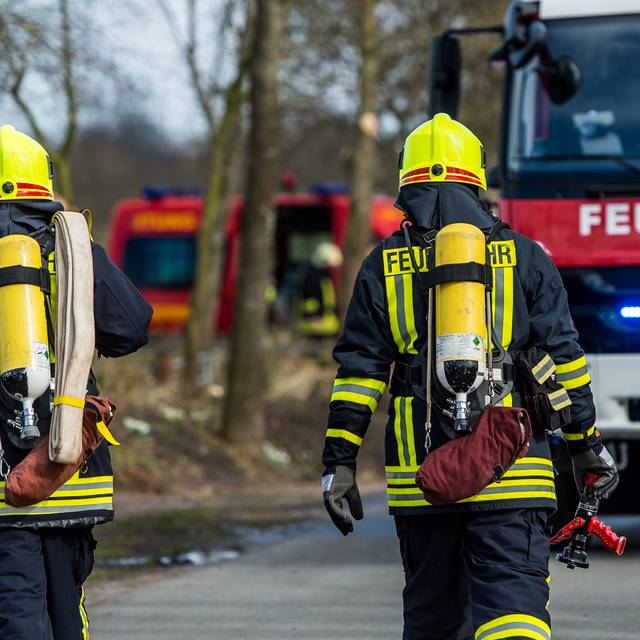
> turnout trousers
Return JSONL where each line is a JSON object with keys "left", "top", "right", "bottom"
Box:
{"left": 395, "top": 509, "right": 551, "bottom": 640}
{"left": 0, "top": 527, "right": 95, "bottom": 640}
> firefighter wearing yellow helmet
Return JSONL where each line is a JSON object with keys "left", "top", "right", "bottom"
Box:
{"left": 0, "top": 125, "right": 153, "bottom": 640}
{"left": 321, "top": 114, "right": 617, "bottom": 639}
{"left": 0, "top": 125, "right": 55, "bottom": 201}
{"left": 399, "top": 112, "right": 487, "bottom": 191}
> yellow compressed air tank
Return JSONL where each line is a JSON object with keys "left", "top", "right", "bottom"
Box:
{"left": 434, "top": 223, "right": 486, "bottom": 431}
{"left": 0, "top": 235, "right": 50, "bottom": 440}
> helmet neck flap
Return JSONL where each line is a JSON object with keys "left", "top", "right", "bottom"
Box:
{"left": 394, "top": 183, "right": 496, "bottom": 231}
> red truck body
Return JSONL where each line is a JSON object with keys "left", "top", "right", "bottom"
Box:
{"left": 108, "top": 190, "right": 402, "bottom": 334}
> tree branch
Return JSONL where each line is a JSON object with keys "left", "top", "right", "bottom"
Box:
{"left": 186, "top": 0, "right": 215, "bottom": 129}
{"left": 59, "top": 0, "right": 77, "bottom": 156}
{"left": 9, "top": 67, "right": 47, "bottom": 144}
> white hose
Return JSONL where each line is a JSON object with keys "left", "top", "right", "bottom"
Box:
{"left": 49, "top": 212, "right": 95, "bottom": 464}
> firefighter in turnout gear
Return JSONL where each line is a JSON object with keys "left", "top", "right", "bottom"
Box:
{"left": 321, "top": 114, "right": 618, "bottom": 639}
{"left": 296, "top": 242, "right": 342, "bottom": 337}
{"left": 0, "top": 125, "right": 153, "bottom": 639}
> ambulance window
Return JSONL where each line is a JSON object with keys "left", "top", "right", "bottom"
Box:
{"left": 123, "top": 236, "right": 196, "bottom": 288}
{"left": 561, "top": 266, "right": 640, "bottom": 354}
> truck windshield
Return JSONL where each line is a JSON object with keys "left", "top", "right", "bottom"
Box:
{"left": 123, "top": 237, "right": 196, "bottom": 289}
{"left": 508, "top": 15, "right": 640, "bottom": 174}
{"left": 561, "top": 266, "right": 640, "bottom": 354}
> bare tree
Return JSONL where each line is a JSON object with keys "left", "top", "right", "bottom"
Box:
{"left": 337, "top": 0, "right": 380, "bottom": 315}
{"left": 160, "top": 0, "right": 254, "bottom": 389}
{"left": 0, "top": 0, "right": 78, "bottom": 201}
{"left": 222, "top": 0, "right": 285, "bottom": 445}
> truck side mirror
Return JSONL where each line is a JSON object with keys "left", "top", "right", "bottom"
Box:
{"left": 429, "top": 34, "right": 461, "bottom": 117}
{"left": 545, "top": 55, "right": 582, "bottom": 105}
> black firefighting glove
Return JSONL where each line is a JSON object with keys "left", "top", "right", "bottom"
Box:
{"left": 572, "top": 443, "right": 619, "bottom": 500}
{"left": 322, "top": 465, "right": 363, "bottom": 536}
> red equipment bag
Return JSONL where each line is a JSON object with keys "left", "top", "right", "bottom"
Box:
{"left": 415, "top": 406, "right": 532, "bottom": 505}
{"left": 4, "top": 396, "right": 117, "bottom": 507}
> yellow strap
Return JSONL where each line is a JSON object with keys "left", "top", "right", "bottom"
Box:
{"left": 96, "top": 420, "right": 120, "bottom": 446}
{"left": 53, "top": 395, "right": 85, "bottom": 409}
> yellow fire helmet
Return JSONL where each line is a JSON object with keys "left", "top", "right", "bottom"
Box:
{"left": 399, "top": 113, "right": 487, "bottom": 191}
{"left": 0, "top": 124, "right": 54, "bottom": 201}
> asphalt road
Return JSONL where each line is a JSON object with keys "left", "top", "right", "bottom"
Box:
{"left": 90, "top": 495, "right": 640, "bottom": 640}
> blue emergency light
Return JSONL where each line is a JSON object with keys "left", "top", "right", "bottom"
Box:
{"left": 620, "top": 306, "right": 640, "bottom": 319}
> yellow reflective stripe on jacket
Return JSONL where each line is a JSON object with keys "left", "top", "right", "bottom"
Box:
{"left": 548, "top": 387, "right": 572, "bottom": 410}
{"left": 0, "top": 474, "right": 113, "bottom": 517}
{"left": 393, "top": 397, "right": 417, "bottom": 468}
{"left": 330, "top": 377, "right": 387, "bottom": 412}
{"left": 325, "top": 428, "right": 363, "bottom": 446}
{"left": 489, "top": 240, "right": 516, "bottom": 350}
{"left": 531, "top": 353, "right": 555, "bottom": 384}
{"left": 555, "top": 355, "right": 591, "bottom": 389}
{"left": 562, "top": 424, "right": 596, "bottom": 441}
{"left": 320, "top": 277, "right": 337, "bottom": 310}
{"left": 385, "top": 273, "right": 418, "bottom": 354}
{"left": 385, "top": 457, "right": 555, "bottom": 507}
{"left": 496, "top": 392, "right": 513, "bottom": 408}
{"left": 475, "top": 614, "right": 551, "bottom": 640}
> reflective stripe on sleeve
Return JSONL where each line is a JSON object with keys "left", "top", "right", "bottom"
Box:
{"left": 562, "top": 424, "right": 596, "bottom": 441}
{"left": 330, "top": 377, "right": 387, "bottom": 412}
{"left": 555, "top": 355, "right": 591, "bottom": 389}
{"left": 548, "top": 387, "right": 572, "bottom": 410}
{"left": 531, "top": 354, "right": 555, "bottom": 384}
{"left": 475, "top": 614, "right": 551, "bottom": 640}
{"left": 325, "top": 429, "right": 363, "bottom": 446}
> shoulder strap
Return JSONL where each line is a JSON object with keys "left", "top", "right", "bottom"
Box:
{"left": 29, "top": 224, "right": 56, "bottom": 260}
{"left": 485, "top": 220, "right": 510, "bottom": 243}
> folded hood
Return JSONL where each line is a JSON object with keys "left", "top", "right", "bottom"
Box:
{"left": 0, "top": 200, "right": 63, "bottom": 236}
{"left": 394, "top": 183, "right": 497, "bottom": 231}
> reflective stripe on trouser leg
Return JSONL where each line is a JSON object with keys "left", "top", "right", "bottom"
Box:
{"left": 393, "top": 397, "right": 416, "bottom": 468}
{"left": 79, "top": 587, "right": 89, "bottom": 639}
{"left": 466, "top": 510, "right": 551, "bottom": 640}
{"left": 475, "top": 613, "right": 551, "bottom": 640}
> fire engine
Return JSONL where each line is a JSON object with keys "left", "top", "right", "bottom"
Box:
{"left": 431, "top": 0, "right": 640, "bottom": 512}
{"left": 108, "top": 185, "right": 402, "bottom": 334}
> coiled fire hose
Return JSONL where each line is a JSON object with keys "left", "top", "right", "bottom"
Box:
{"left": 49, "top": 212, "right": 95, "bottom": 464}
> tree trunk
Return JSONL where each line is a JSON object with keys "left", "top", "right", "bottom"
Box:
{"left": 337, "top": 0, "right": 379, "bottom": 316}
{"left": 221, "top": 0, "right": 284, "bottom": 444}
{"left": 183, "top": 74, "right": 246, "bottom": 388}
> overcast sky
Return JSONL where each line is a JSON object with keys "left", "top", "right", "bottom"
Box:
{"left": 1, "top": 0, "right": 236, "bottom": 145}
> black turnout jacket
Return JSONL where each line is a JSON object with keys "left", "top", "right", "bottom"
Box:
{"left": 323, "top": 184, "right": 598, "bottom": 515}
{"left": 0, "top": 200, "right": 152, "bottom": 528}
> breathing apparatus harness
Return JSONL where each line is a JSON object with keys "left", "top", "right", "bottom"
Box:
{"left": 397, "top": 219, "right": 514, "bottom": 448}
